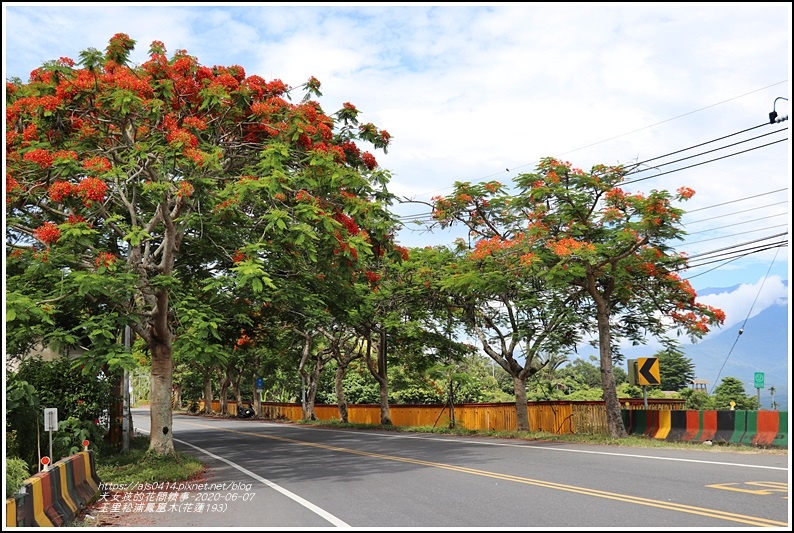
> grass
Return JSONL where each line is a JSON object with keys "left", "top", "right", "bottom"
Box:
{"left": 69, "top": 435, "right": 206, "bottom": 526}
{"left": 93, "top": 434, "right": 206, "bottom": 485}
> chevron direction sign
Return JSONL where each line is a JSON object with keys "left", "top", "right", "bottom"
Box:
{"left": 637, "top": 357, "right": 660, "bottom": 386}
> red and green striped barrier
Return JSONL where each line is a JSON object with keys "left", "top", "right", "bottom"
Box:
{"left": 621, "top": 409, "right": 787, "bottom": 447}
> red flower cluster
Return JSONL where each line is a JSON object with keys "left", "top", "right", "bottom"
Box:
{"left": 77, "top": 177, "right": 108, "bottom": 205}
{"left": 361, "top": 152, "right": 377, "bottom": 170}
{"left": 232, "top": 250, "right": 246, "bottom": 263}
{"left": 236, "top": 334, "right": 252, "bottom": 348}
{"left": 23, "top": 148, "right": 54, "bottom": 168}
{"left": 48, "top": 181, "right": 75, "bottom": 203}
{"left": 53, "top": 150, "right": 78, "bottom": 161}
{"left": 6, "top": 176, "right": 22, "bottom": 199}
{"left": 95, "top": 252, "right": 117, "bottom": 268}
{"left": 177, "top": 181, "right": 194, "bottom": 198}
{"left": 22, "top": 124, "right": 37, "bottom": 141}
{"left": 334, "top": 212, "right": 359, "bottom": 235}
{"left": 82, "top": 156, "right": 112, "bottom": 173}
{"left": 34, "top": 222, "right": 61, "bottom": 245}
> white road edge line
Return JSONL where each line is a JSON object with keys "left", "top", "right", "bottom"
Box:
{"left": 137, "top": 428, "right": 350, "bottom": 528}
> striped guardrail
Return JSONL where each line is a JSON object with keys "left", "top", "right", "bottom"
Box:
{"left": 5, "top": 450, "right": 101, "bottom": 527}
{"left": 622, "top": 409, "right": 788, "bottom": 447}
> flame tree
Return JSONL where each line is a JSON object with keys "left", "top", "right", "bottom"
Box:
{"left": 429, "top": 157, "right": 725, "bottom": 437}
{"left": 6, "top": 34, "right": 402, "bottom": 454}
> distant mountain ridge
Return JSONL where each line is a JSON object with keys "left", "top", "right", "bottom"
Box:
{"left": 682, "top": 291, "right": 789, "bottom": 410}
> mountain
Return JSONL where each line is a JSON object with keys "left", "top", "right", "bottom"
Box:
{"left": 680, "top": 298, "right": 789, "bottom": 410}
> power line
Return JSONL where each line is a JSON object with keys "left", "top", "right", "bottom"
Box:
{"left": 679, "top": 224, "right": 789, "bottom": 246}
{"left": 708, "top": 245, "right": 783, "bottom": 395}
{"left": 685, "top": 188, "right": 788, "bottom": 213}
{"left": 621, "top": 137, "right": 788, "bottom": 186}
{"left": 684, "top": 212, "right": 788, "bottom": 236}
{"left": 624, "top": 127, "right": 787, "bottom": 178}
{"left": 684, "top": 200, "right": 788, "bottom": 224}
{"left": 683, "top": 242, "right": 787, "bottom": 280}
{"left": 405, "top": 81, "right": 789, "bottom": 199}
{"left": 684, "top": 232, "right": 788, "bottom": 261}
{"left": 625, "top": 123, "right": 779, "bottom": 172}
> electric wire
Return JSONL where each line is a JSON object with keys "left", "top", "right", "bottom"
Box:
{"left": 621, "top": 137, "right": 788, "bottom": 186}
{"left": 624, "top": 124, "right": 783, "bottom": 174}
{"left": 684, "top": 212, "right": 788, "bottom": 236}
{"left": 684, "top": 201, "right": 787, "bottom": 224}
{"left": 708, "top": 246, "right": 783, "bottom": 395}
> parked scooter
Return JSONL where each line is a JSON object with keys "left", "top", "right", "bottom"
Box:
{"left": 238, "top": 404, "right": 255, "bottom": 418}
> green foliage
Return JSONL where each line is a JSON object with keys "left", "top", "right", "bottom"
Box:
{"left": 8, "top": 356, "right": 112, "bottom": 466}
{"left": 5, "top": 374, "right": 41, "bottom": 465}
{"left": 5, "top": 457, "right": 31, "bottom": 495}
{"left": 712, "top": 377, "right": 757, "bottom": 410}
{"left": 679, "top": 388, "right": 716, "bottom": 410}
{"left": 557, "top": 356, "right": 603, "bottom": 389}
{"left": 656, "top": 345, "right": 695, "bottom": 391}
{"left": 53, "top": 417, "right": 106, "bottom": 457}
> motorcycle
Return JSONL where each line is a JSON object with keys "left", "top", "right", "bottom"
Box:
{"left": 238, "top": 404, "right": 255, "bottom": 418}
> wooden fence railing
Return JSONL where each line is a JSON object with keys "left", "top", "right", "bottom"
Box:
{"left": 197, "top": 398, "right": 686, "bottom": 435}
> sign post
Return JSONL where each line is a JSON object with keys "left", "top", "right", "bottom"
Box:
{"left": 754, "top": 372, "right": 764, "bottom": 409}
{"left": 635, "top": 357, "right": 660, "bottom": 410}
{"left": 43, "top": 408, "right": 58, "bottom": 468}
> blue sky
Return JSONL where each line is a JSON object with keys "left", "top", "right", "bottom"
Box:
{"left": 3, "top": 3, "right": 791, "bottom": 343}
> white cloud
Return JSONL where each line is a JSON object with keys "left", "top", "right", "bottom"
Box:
{"left": 697, "top": 275, "right": 789, "bottom": 332}
{"left": 3, "top": 2, "right": 790, "bottom": 295}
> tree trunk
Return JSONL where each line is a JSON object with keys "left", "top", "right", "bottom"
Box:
{"left": 513, "top": 375, "right": 530, "bottom": 431}
{"left": 305, "top": 366, "right": 319, "bottom": 421}
{"left": 219, "top": 373, "right": 230, "bottom": 415}
{"left": 252, "top": 375, "right": 261, "bottom": 418}
{"left": 595, "top": 300, "right": 627, "bottom": 438}
{"left": 448, "top": 380, "right": 456, "bottom": 429}
{"left": 108, "top": 369, "right": 123, "bottom": 447}
{"left": 149, "top": 339, "right": 175, "bottom": 455}
{"left": 232, "top": 369, "right": 243, "bottom": 412}
{"left": 376, "top": 331, "right": 391, "bottom": 425}
{"left": 334, "top": 363, "right": 349, "bottom": 423}
{"left": 203, "top": 374, "right": 214, "bottom": 414}
{"left": 172, "top": 383, "right": 182, "bottom": 410}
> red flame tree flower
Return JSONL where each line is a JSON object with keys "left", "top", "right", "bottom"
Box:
{"left": 6, "top": 34, "right": 403, "bottom": 455}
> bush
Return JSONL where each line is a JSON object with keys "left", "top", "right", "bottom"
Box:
{"left": 7, "top": 356, "right": 112, "bottom": 468}
{"left": 6, "top": 457, "right": 31, "bottom": 495}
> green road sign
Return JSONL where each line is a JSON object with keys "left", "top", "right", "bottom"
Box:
{"left": 754, "top": 372, "right": 764, "bottom": 389}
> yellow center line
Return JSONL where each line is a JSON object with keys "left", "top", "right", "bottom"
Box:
{"left": 177, "top": 420, "right": 788, "bottom": 527}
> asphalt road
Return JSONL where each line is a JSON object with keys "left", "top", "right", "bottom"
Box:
{"left": 96, "top": 408, "right": 790, "bottom": 529}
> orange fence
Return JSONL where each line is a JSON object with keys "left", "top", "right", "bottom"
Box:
{"left": 198, "top": 398, "right": 685, "bottom": 435}
{"left": 197, "top": 399, "right": 786, "bottom": 447}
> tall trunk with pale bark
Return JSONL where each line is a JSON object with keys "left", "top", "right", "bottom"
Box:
{"left": 365, "top": 331, "right": 391, "bottom": 425}
{"left": 219, "top": 373, "right": 231, "bottom": 415}
{"left": 147, "top": 285, "right": 176, "bottom": 455}
{"left": 593, "top": 290, "right": 627, "bottom": 438}
{"left": 203, "top": 372, "right": 214, "bottom": 414}
{"left": 513, "top": 375, "right": 530, "bottom": 431}
{"left": 334, "top": 363, "right": 349, "bottom": 423}
{"left": 149, "top": 340, "right": 174, "bottom": 454}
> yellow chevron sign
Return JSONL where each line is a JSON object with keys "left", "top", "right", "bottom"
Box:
{"left": 637, "top": 357, "right": 660, "bottom": 386}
